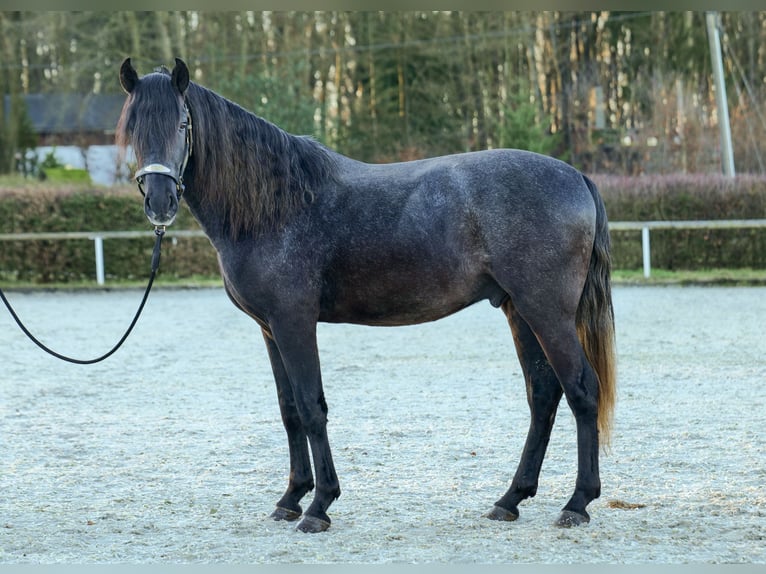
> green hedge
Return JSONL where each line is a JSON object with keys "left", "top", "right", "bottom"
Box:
{"left": 0, "top": 185, "right": 219, "bottom": 282}
{"left": 1, "top": 175, "right": 765, "bottom": 283}
{"left": 593, "top": 174, "right": 766, "bottom": 270}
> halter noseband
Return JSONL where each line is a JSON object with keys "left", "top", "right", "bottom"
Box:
{"left": 135, "top": 101, "right": 193, "bottom": 199}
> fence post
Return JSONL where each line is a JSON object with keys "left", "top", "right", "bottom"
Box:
{"left": 642, "top": 226, "right": 651, "bottom": 278}
{"left": 93, "top": 236, "right": 105, "bottom": 285}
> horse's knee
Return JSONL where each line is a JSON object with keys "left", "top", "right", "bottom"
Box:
{"left": 281, "top": 410, "right": 304, "bottom": 433}
{"left": 303, "top": 418, "right": 328, "bottom": 437}
{"left": 294, "top": 393, "right": 329, "bottom": 435}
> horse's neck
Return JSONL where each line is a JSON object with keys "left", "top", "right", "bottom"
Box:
{"left": 184, "top": 88, "right": 335, "bottom": 241}
{"left": 181, "top": 166, "right": 229, "bottom": 243}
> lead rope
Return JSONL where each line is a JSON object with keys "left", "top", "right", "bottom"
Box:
{"left": 0, "top": 227, "right": 165, "bottom": 365}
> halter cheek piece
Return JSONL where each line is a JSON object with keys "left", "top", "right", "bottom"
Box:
{"left": 135, "top": 102, "right": 193, "bottom": 200}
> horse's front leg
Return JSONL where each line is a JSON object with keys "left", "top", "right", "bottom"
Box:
{"left": 262, "top": 330, "right": 314, "bottom": 522}
{"left": 267, "top": 315, "right": 340, "bottom": 533}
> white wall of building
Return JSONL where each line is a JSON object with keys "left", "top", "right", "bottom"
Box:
{"left": 31, "top": 145, "right": 135, "bottom": 186}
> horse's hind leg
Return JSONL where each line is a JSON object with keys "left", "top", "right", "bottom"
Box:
{"left": 486, "top": 300, "right": 563, "bottom": 522}
{"left": 262, "top": 331, "right": 315, "bottom": 522}
{"left": 522, "top": 314, "right": 602, "bottom": 527}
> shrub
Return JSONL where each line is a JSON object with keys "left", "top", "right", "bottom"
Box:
{"left": 42, "top": 167, "right": 92, "bottom": 184}
{"left": 0, "top": 184, "right": 218, "bottom": 283}
{"left": 1, "top": 175, "right": 765, "bottom": 283}
{"left": 593, "top": 174, "right": 766, "bottom": 270}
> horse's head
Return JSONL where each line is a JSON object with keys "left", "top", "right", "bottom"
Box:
{"left": 118, "top": 57, "right": 192, "bottom": 227}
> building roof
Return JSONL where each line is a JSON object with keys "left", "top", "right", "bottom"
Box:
{"left": 4, "top": 93, "right": 126, "bottom": 135}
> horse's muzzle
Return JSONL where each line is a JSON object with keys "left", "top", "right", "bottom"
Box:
{"left": 142, "top": 173, "right": 179, "bottom": 226}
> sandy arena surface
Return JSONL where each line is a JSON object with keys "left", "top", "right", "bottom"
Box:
{"left": 1, "top": 285, "right": 764, "bottom": 563}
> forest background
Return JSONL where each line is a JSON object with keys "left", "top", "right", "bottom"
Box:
{"left": 2, "top": 10, "right": 766, "bottom": 176}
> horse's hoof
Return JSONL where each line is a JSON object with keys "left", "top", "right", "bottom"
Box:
{"left": 555, "top": 510, "right": 590, "bottom": 527}
{"left": 296, "top": 515, "right": 331, "bottom": 533}
{"left": 271, "top": 506, "right": 302, "bottom": 522}
{"left": 485, "top": 505, "right": 519, "bottom": 522}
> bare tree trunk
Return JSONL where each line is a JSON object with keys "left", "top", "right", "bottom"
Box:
{"left": 367, "top": 13, "right": 379, "bottom": 150}
{"left": 156, "top": 12, "right": 173, "bottom": 63}
{"left": 0, "top": 12, "right": 21, "bottom": 172}
{"left": 126, "top": 11, "right": 142, "bottom": 61}
{"left": 396, "top": 13, "right": 410, "bottom": 149}
{"left": 551, "top": 12, "right": 574, "bottom": 163}
{"left": 450, "top": 12, "right": 471, "bottom": 150}
{"left": 238, "top": 12, "right": 250, "bottom": 83}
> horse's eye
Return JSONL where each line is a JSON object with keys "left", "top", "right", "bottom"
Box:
{"left": 179, "top": 122, "right": 187, "bottom": 132}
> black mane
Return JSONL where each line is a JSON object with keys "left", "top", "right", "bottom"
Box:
{"left": 117, "top": 69, "right": 337, "bottom": 237}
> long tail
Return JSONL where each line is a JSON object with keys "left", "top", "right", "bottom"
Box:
{"left": 576, "top": 175, "right": 617, "bottom": 451}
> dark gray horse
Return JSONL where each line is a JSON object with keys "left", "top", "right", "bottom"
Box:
{"left": 117, "top": 58, "right": 616, "bottom": 533}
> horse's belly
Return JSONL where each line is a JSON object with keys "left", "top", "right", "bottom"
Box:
{"left": 318, "top": 272, "right": 505, "bottom": 326}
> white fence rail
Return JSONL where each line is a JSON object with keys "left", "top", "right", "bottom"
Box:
{"left": 610, "top": 219, "right": 766, "bottom": 277}
{"left": 1, "top": 220, "right": 765, "bottom": 284}
{"left": 0, "top": 229, "right": 206, "bottom": 285}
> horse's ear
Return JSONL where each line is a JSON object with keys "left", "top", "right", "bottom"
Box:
{"left": 171, "top": 58, "right": 190, "bottom": 96}
{"left": 119, "top": 58, "right": 139, "bottom": 94}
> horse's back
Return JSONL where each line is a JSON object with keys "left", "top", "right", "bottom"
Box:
{"left": 339, "top": 148, "right": 594, "bottom": 212}
{"left": 334, "top": 148, "right": 597, "bottom": 254}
